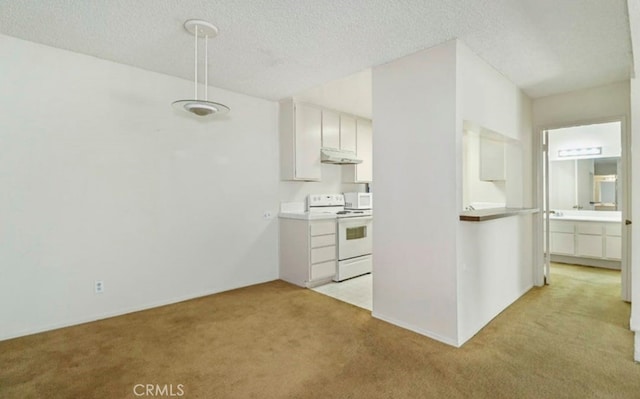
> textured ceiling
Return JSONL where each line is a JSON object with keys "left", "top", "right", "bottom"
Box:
{"left": 0, "top": 0, "right": 633, "bottom": 101}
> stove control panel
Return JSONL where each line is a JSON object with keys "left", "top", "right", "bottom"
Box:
{"left": 308, "top": 194, "right": 345, "bottom": 207}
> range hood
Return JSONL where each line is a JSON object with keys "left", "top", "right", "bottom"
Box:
{"left": 321, "top": 148, "right": 363, "bottom": 164}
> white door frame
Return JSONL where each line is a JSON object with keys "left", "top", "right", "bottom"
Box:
{"left": 533, "top": 115, "right": 631, "bottom": 301}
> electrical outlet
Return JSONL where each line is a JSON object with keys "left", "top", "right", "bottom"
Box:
{"left": 263, "top": 210, "right": 273, "bottom": 219}
{"left": 94, "top": 280, "right": 104, "bottom": 294}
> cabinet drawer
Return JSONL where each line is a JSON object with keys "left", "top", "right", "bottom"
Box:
{"left": 576, "top": 223, "right": 603, "bottom": 235}
{"left": 576, "top": 234, "right": 603, "bottom": 258}
{"left": 605, "top": 223, "right": 622, "bottom": 237}
{"left": 311, "top": 234, "right": 336, "bottom": 248}
{"left": 310, "top": 221, "right": 336, "bottom": 236}
{"left": 311, "top": 245, "right": 336, "bottom": 264}
{"left": 549, "top": 221, "right": 574, "bottom": 233}
{"left": 310, "top": 260, "right": 336, "bottom": 281}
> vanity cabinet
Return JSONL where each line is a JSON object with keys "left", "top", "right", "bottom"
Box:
{"left": 575, "top": 223, "right": 604, "bottom": 258}
{"left": 344, "top": 118, "right": 373, "bottom": 183}
{"left": 279, "top": 218, "right": 337, "bottom": 287}
{"left": 549, "top": 221, "right": 575, "bottom": 255}
{"left": 605, "top": 223, "right": 622, "bottom": 260}
{"left": 548, "top": 219, "right": 622, "bottom": 265}
{"left": 280, "top": 100, "right": 322, "bottom": 181}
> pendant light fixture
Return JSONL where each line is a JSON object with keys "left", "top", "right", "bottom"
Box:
{"left": 172, "top": 19, "right": 230, "bottom": 117}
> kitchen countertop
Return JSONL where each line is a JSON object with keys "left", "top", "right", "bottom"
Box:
{"left": 279, "top": 212, "right": 337, "bottom": 220}
{"left": 459, "top": 207, "right": 539, "bottom": 222}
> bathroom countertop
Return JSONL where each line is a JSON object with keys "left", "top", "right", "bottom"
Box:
{"left": 549, "top": 215, "right": 621, "bottom": 223}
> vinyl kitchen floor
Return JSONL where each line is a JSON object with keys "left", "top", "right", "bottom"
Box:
{"left": 311, "top": 273, "right": 372, "bottom": 311}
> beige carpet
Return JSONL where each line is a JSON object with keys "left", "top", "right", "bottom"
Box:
{"left": 1, "top": 263, "right": 638, "bottom": 398}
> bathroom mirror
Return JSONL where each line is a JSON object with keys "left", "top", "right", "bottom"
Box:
{"left": 549, "top": 157, "right": 619, "bottom": 211}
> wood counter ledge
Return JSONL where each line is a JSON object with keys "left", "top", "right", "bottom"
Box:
{"left": 460, "top": 207, "right": 539, "bottom": 222}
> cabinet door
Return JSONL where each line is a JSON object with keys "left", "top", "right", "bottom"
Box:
{"left": 321, "top": 110, "right": 340, "bottom": 149}
{"left": 605, "top": 236, "right": 622, "bottom": 260}
{"left": 310, "top": 261, "right": 336, "bottom": 281}
{"left": 550, "top": 232, "right": 575, "bottom": 255}
{"left": 479, "top": 137, "right": 505, "bottom": 181}
{"left": 340, "top": 114, "right": 357, "bottom": 152}
{"left": 576, "top": 234, "right": 603, "bottom": 258}
{"left": 294, "top": 103, "right": 322, "bottom": 181}
{"left": 355, "top": 118, "right": 373, "bottom": 182}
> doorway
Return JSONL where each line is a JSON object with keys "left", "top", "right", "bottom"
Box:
{"left": 539, "top": 119, "right": 630, "bottom": 301}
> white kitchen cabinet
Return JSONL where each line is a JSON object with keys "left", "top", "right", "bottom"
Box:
{"left": 339, "top": 114, "right": 357, "bottom": 152}
{"left": 479, "top": 136, "right": 505, "bottom": 181}
{"left": 279, "top": 218, "right": 337, "bottom": 287}
{"left": 279, "top": 100, "right": 322, "bottom": 181}
{"left": 322, "top": 109, "right": 340, "bottom": 149}
{"left": 323, "top": 110, "right": 357, "bottom": 154}
{"left": 344, "top": 118, "right": 373, "bottom": 183}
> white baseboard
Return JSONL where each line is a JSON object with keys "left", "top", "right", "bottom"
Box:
{"left": 371, "top": 311, "right": 460, "bottom": 347}
{"left": 1, "top": 276, "right": 276, "bottom": 342}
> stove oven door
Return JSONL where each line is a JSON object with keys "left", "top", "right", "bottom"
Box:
{"left": 338, "top": 216, "right": 373, "bottom": 260}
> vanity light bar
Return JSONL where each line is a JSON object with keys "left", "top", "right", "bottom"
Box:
{"left": 557, "top": 147, "right": 602, "bottom": 157}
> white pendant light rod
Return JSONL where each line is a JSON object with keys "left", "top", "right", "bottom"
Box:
{"left": 205, "top": 34, "right": 208, "bottom": 101}
{"left": 194, "top": 26, "right": 198, "bottom": 99}
{"left": 171, "top": 19, "right": 230, "bottom": 117}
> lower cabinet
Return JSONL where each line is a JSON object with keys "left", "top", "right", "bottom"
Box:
{"left": 279, "top": 218, "right": 337, "bottom": 287}
{"left": 550, "top": 232, "right": 575, "bottom": 255}
{"left": 549, "top": 220, "right": 622, "bottom": 265}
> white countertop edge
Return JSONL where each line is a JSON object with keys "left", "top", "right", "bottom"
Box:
{"left": 549, "top": 216, "right": 621, "bottom": 223}
{"left": 278, "top": 212, "right": 336, "bottom": 220}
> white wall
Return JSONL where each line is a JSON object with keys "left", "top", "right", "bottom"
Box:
{"left": 456, "top": 42, "right": 534, "bottom": 344}
{"left": 533, "top": 81, "right": 630, "bottom": 127}
{"left": 279, "top": 164, "right": 364, "bottom": 206}
{"left": 457, "top": 215, "right": 533, "bottom": 343}
{"left": 0, "top": 35, "right": 280, "bottom": 340}
{"left": 372, "top": 39, "right": 534, "bottom": 347}
{"left": 372, "top": 40, "right": 460, "bottom": 345}
{"left": 631, "top": 76, "right": 639, "bottom": 361}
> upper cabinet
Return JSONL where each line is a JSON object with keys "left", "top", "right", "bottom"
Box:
{"left": 344, "top": 118, "right": 373, "bottom": 183}
{"left": 339, "top": 114, "right": 357, "bottom": 153}
{"left": 479, "top": 136, "right": 505, "bottom": 181}
{"left": 280, "top": 100, "right": 322, "bottom": 181}
{"left": 281, "top": 99, "right": 373, "bottom": 183}
{"left": 321, "top": 110, "right": 357, "bottom": 153}
{"left": 321, "top": 110, "right": 340, "bottom": 149}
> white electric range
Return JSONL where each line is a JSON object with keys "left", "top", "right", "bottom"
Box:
{"left": 308, "top": 194, "right": 373, "bottom": 282}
